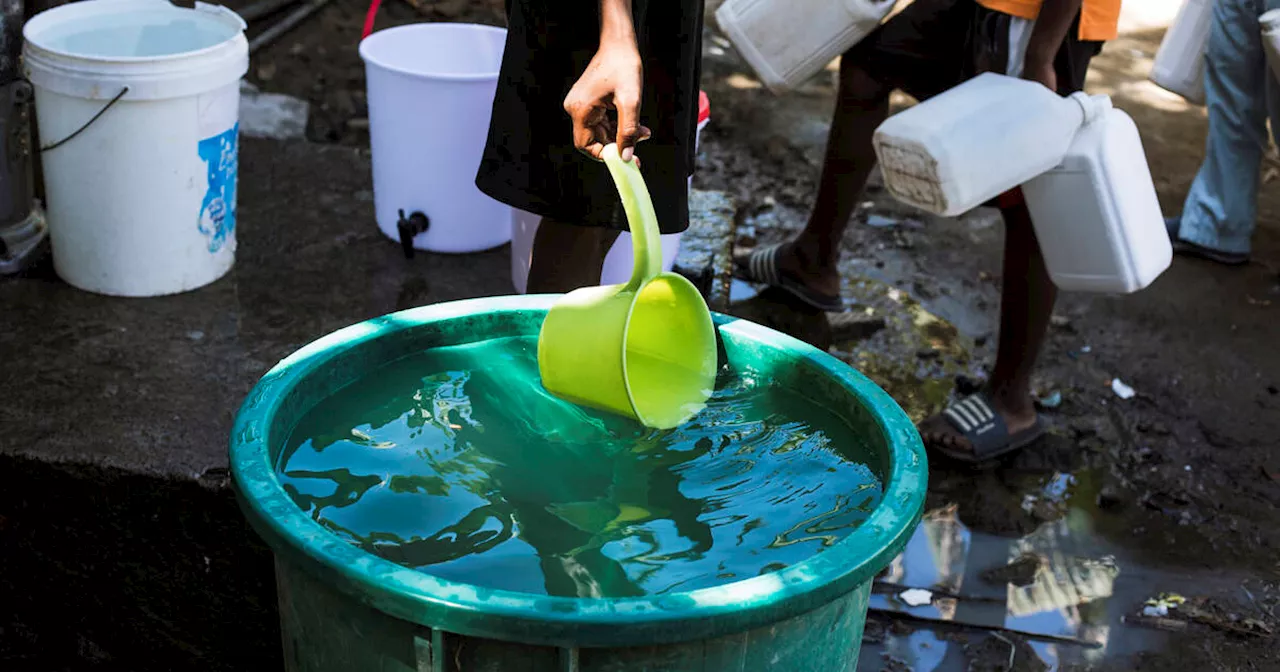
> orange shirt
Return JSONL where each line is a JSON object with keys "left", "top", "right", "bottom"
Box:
{"left": 977, "top": 0, "right": 1122, "bottom": 42}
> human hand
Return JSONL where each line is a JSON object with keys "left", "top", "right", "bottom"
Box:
{"left": 563, "top": 41, "right": 651, "bottom": 163}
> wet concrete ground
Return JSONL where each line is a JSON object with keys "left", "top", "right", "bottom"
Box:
{"left": 1, "top": 139, "right": 509, "bottom": 669}
{"left": 1, "top": 140, "right": 514, "bottom": 478}
{"left": 4, "top": 1, "right": 1280, "bottom": 670}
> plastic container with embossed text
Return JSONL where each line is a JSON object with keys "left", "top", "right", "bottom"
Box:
{"left": 871, "top": 73, "right": 1109, "bottom": 217}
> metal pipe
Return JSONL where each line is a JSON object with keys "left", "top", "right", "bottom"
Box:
{"left": 0, "top": 0, "right": 48, "bottom": 274}
{"left": 238, "top": 0, "right": 303, "bottom": 23}
{"left": 249, "top": 0, "right": 334, "bottom": 54}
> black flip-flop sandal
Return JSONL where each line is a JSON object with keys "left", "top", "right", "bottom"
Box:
{"left": 1165, "top": 216, "right": 1250, "bottom": 266}
{"left": 734, "top": 244, "right": 844, "bottom": 312}
{"left": 924, "top": 392, "right": 1045, "bottom": 465}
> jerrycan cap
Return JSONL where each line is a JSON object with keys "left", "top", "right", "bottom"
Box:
{"left": 1068, "top": 91, "right": 1113, "bottom": 126}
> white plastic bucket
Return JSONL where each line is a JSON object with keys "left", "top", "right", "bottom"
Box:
{"left": 361, "top": 24, "right": 510, "bottom": 254}
{"left": 23, "top": 0, "right": 248, "bottom": 297}
{"left": 1150, "top": 0, "right": 1211, "bottom": 105}
{"left": 715, "top": 0, "right": 894, "bottom": 92}
{"left": 510, "top": 92, "right": 710, "bottom": 294}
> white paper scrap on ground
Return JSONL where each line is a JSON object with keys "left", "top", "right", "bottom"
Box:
{"left": 1111, "top": 378, "right": 1136, "bottom": 400}
{"left": 899, "top": 588, "right": 934, "bottom": 607}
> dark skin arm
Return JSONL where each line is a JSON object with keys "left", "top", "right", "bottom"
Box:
{"left": 1022, "top": 0, "right": 1085, "bottom": 91}
{"left": 562, "top": 0, "right": 651, "bottom": 163}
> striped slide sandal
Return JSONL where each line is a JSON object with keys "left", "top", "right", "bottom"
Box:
{"left": 926, "top": 391, "right": 1045, "bottom": 465}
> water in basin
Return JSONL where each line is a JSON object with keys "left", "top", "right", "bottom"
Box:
{"left": 277, "top": 334, "right": 883, "bottom": 598}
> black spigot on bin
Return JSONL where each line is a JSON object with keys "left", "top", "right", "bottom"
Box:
{"left": 396, "top": 209, "right": 430, "bottom": 259}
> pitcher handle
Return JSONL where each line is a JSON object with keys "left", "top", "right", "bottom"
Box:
{"left": 601, "top": 143, "right": 664, "bottom": 291}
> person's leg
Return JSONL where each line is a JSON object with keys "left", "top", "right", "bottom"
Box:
{"left": 918, "top": 11, "right": 1096, "bottom": 461}
{"left": 527, "top": 218, "right": 621, "bottom": 294}
{"left": 734, "top": 0, "right": 969, "bottom": 307}
{"left": 919, "top": 201, "right": 1051, "bottom": 455}
{"left": 772, "top": 62, "right": 892, "bottom": 299}
{"left": 1176, "top": 0, "right": 1269, "bottom": 259}
{"left": 987, "top": 203, "right": 1054, "bottom": 432}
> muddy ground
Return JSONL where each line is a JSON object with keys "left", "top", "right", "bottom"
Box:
{"left": 229, "top": 0, "right": 1279, "bottom": 669}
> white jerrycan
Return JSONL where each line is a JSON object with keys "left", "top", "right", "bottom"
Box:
{"left": 1260, "top": 10, "right": 1280, "bottom": 82}
{"left": 872, "top": 73, "right": 1110, "bottom": 217}
{"left": 715, "top": 0, "right": 895, "bottom": 92}
{"left": 1021, "top": 98, "right": 1172, "bottom": 294}
{"left": 1150, "top": 0, "right": 1212, "bottom": 104}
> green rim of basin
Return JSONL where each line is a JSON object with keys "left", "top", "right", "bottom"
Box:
{"left": 229, "top": 295, "right": 927, "bottom": 649}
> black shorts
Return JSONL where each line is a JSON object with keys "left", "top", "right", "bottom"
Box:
{"left": 848, "top": 0, "right": 1103, "bottom": 100}
{"left": 475, "top": 0, "right": 704, "bottom": 235}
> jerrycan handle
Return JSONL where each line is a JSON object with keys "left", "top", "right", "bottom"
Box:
{"left": 601, "top": 144, "right": 664, "bottom": 291}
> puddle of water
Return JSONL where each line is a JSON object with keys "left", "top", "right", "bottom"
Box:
{"left": 835, "top": 277, "right": 982, "bottom": 423}
{"left": 729, "top": 278, "right": 760, "bottom": 304}
{"left": 856, "top": 466, "right": 1258, "bottom": 671}
{"left": 728, "top": 272, "right": 980, "bottom": 422}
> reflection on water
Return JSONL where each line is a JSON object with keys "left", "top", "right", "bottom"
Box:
{"left": 867, "top": 508, "right": 1118, "bottom": 670}
{"left": 860, "top": 467, "right": 1254, "bottom": 671}
{"left": 277, "top": 335, "right": 883, "bottom": 598}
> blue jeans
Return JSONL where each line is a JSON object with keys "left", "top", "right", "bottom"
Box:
{"left": 1179, "top": 0, "right": 1280, "bottom": 255}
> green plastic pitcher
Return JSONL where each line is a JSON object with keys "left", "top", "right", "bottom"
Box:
{"left": 537, "top": 144, "right": 717, "bottom": 430}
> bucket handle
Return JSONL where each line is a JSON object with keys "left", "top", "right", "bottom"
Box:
{"left": 40, "top": 86, "right": 129, "bottom": 153}
{"left": 361, "top": 0, "right": 382, "bottom": 40}
{"left": 600, "top": 143, "right": 663, "bottom": 291}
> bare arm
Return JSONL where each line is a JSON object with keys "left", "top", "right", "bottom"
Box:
{"left": 563, "top": 0, "right": 652, "bottom": 162}
{"left": 1023, "top": 0, "right": 1085, "bottom": 91}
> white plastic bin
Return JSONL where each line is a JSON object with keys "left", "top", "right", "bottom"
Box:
{"left": 1150, "top": 0, "right": 1211, "bottom": 105}
{"left": 1022, "top": 103, "right": 1172, "bottom": 293}
{"left": 715, "top": 0, "right": 895, "bottom": 92}
{"left": 23, "top": 0, "right": 248, "bottom": 297}
{"left": 873, "top": 73, "right": 1108, "bottom": 217}
{"left": 511, "top": 91, "right": 710, "bottom": 294}
{"left": 361, "top": 23, "right": 509, "bottom": 254}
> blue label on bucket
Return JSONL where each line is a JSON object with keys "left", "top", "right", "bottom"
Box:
{"left": 197, "top": 124, "right": 239, "bottom": 254}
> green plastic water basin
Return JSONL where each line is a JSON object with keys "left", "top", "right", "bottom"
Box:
{"left": 230, "top": 295, "right": 927, "bottom": 671}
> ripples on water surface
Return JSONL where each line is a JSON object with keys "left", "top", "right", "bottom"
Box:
{"left": 278, "top": 335, "right": 883, "bottom": 598}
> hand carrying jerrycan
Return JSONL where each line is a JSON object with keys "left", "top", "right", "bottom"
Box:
{"left": 537, "top": 144, "right": 717, "bottom": 430}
